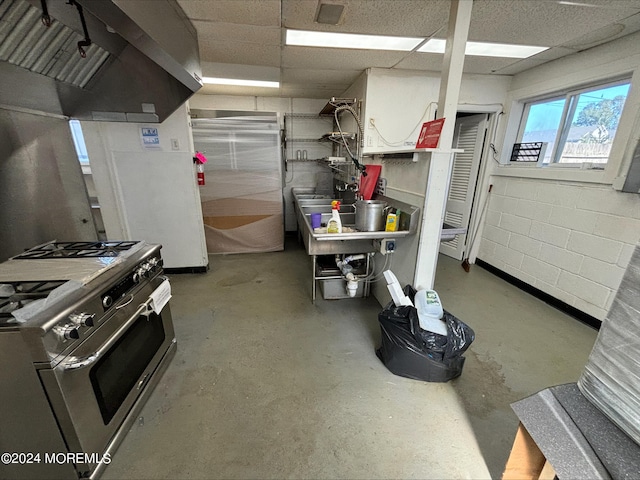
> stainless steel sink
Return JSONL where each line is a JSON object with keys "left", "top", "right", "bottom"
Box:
{"left": 291, "top": 187, "right": 465, "bottom": 302}
{"left": 292, "top": 187, "right": 420, "bottom": 255}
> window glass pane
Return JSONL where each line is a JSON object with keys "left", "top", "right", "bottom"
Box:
{"left": 521, "top": 98, "right": 566, "bottom": 163}
{"left": 556, "top": 82, "right": 630, "bottom": 164}
{"left": 69, "top": 119, "right": 90, "bottom": 164}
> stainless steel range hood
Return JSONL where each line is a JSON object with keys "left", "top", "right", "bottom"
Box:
{"left": 0, "top": 0, "right": 202, "bottom": 122}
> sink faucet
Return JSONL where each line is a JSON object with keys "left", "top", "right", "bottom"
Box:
{"left": 336, "top": 181, "right": 360, "bottom": 201}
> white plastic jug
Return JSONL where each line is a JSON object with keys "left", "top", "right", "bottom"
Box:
{"left": 415, "top": 289, "right": 447, "bottom": 336}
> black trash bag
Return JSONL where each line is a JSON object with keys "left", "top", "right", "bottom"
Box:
{"left": 376, "top": 285, "right": 475, "bottom": 383}
{"left": 442, "top": 311, "right": 475, "bottom": 359}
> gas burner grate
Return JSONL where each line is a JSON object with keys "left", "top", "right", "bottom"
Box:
{"left": 0, "top": 280, "right": 67, "bottom": 320}
{"left": 14, "top": 241, "right": 140, "bottom": 259}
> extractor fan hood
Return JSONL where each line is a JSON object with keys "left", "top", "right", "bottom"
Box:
{"left": 0, "top": 0, "right": 202, "bottom": 122}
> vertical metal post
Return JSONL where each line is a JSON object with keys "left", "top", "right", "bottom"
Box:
{"left": 414, "top": 0, "right": 473, "bottom": 290}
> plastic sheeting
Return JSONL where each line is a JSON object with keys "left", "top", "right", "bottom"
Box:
{"left": 0, "top": 241, "right": 147, "bottom": 284}
{"left": 376, "top": 285, "right": 475, "bottom": 383}
{"left": 192, "top": 115, "right": 283, "bottom": 254}
{"left": 578, "top": 242, "right": 640, "bottom": 447}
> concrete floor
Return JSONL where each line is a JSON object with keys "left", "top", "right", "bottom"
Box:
{"left": 103, "top": 237, "right": 598, "bottom": 479}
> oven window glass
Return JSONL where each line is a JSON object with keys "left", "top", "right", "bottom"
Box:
{"left": 89, "top": 312, "right": 166, "bottom": 424}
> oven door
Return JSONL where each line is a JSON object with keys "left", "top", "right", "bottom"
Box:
{"left": 39, "top": 275, "right": 176, "bottom": 470}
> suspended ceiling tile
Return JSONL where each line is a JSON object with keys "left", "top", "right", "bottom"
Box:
{"left": 394, "top": 53, "right": 516, "bottom": 75}
{"left": 281, "top": 67, "right": 362, "bottom": 85}
{"left": 280, "top": 84, "right": 346, "bottom": 99}
{"left": 469, "top": 0, "right": 640, "bottom": 46}
{"left": 283, "top": 45, "right": 405, "bottom": 70}
{"left": 200, "top": 40, "right": 281, "bottom": 67}
{"left": 488, "top": 46, "right": 580, "bottom": 75}
{"left": 193, "top": 22, "right": 281, "bottom": 46}
{"left": 282, "top": 0, "right": 449, "bottom": 36}
{"left": 178, "top": 0, "right": 640, "bottom": 99}
{"left": 461, "top": 56, "right": 523, "bottom": 75}
{"left": 392, "top": 53, "right": 444, "bottom": 72}
{"left": 491, "top": 57, "right": 553, "bottom": 76}
{"left": 177, "top": 0, "right": 281, "bottom": 26}
{"left": 560, "top": 12, "right": 640, "bottom": 49}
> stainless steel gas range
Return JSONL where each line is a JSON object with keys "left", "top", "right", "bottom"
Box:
{"left": 0, "top": 241, "right": 177, "bottom": 480}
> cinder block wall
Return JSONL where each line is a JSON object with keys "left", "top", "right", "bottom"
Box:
{"left": 478, "top": 177, "right": 640, "bottom": 321}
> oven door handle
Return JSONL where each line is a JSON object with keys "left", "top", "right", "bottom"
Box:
{"left": 61, "top": 299, "right": 154, "bottom": 371}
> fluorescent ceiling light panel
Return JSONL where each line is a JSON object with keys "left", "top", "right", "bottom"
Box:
{"left": 418, "top": 39, "right": 547, "bottom": 58}
{"left": 465, "top": 41, "right": 548, "bottom": 58}
{"left": 286, "top": 29, "right": 423, "bottom": 51}
{"left": 557, "top": 1, "right": 604, "bottom": 7}
{"left": 202, "top": 77, "right": 279, "bottom": 88}
{"left": 286, "top": 29, "right": 546, "bottom": 58}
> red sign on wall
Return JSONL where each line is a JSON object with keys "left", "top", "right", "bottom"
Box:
{"left": 416, "top": 118, "right": 445, "bottom": 149}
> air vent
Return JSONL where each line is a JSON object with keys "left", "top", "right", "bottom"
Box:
{"left": 315, "top": 2, "right": 345, "bottom": 25}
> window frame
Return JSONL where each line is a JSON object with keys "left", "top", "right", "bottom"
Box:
{"left": 515, "top": 77, "right": 631, "bottom": 167}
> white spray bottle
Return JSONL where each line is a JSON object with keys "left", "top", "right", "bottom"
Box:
{"left": 327, "top": 200, "right": 343, "bottom": 233}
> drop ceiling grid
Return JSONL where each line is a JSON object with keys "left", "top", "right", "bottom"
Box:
{"left": 181, "top": 0, "right": 640, "bottom": 99}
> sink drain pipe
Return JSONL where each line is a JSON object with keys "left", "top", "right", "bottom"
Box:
{"left": 335, "top": 254, "right": 367, "bottom": 297}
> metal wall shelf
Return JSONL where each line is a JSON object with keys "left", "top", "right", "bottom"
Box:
{"left": 319, "top": 98, "right": 357, "bottom": 116}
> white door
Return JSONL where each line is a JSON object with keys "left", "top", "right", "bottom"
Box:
{"left": 439, "top": 114, "right": 488, "bottom": 259}
{"left": 112, "top": 152, "right": 208, "bottom": 269}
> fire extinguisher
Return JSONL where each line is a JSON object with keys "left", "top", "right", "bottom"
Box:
{"left": 194, "top": 151, "right": 207, "bottom": 186}
{"left": 196, "top": 162, "right": 205, "bottom": 185}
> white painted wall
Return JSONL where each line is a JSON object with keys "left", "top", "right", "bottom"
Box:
{"left": 478, "top": 32, "right": 640, "bottom": 321}
{"left": 478, "top": 177, "right": 640, "bottom": 320}
{"left": 353, "top": 68, "right": 511, "bottom": 305}
{"left": 363, "top": 68, "right": 511, "bottom": 155}
{"left": 189, "top": 94, "right": 332, "bottom": 231}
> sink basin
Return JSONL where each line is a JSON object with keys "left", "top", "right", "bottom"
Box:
{"left": 295, "top": 194, "right": 332, "bottom": 200}
{"left": 299, "top": 204, "right": 356, "bottom": 215}
{"left": 304, "top": 212, "right": 356, "bottom": 226}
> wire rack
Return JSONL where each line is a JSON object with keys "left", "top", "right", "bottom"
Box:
{"left": 510, "top": 142, "right": 547, "bottom": 163}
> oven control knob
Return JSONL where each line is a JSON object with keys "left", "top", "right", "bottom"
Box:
{"left": 69, "top": 312, "right": 95, "bottom": 327}
{"left": 139, "top": 263, "right": 152, "bottom": 278}
{"left": 103, "top": 296, "right": 113, "bottom": 308}
{"left": 54, "top": 324, "right": 80, "bottom": 341}
{"left": 133, "top": 266, "right": 146, "bottom": 282}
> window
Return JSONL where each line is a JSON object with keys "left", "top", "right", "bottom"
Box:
{"left": 517, "top": 79, "right": 630, "bottom": 166}
{"left": 69, "top": 119, "right": 90, "bottom": 164}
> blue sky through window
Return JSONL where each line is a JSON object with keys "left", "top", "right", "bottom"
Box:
{"left": 69, "top": 119, "right": 89, "bottom": 163}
